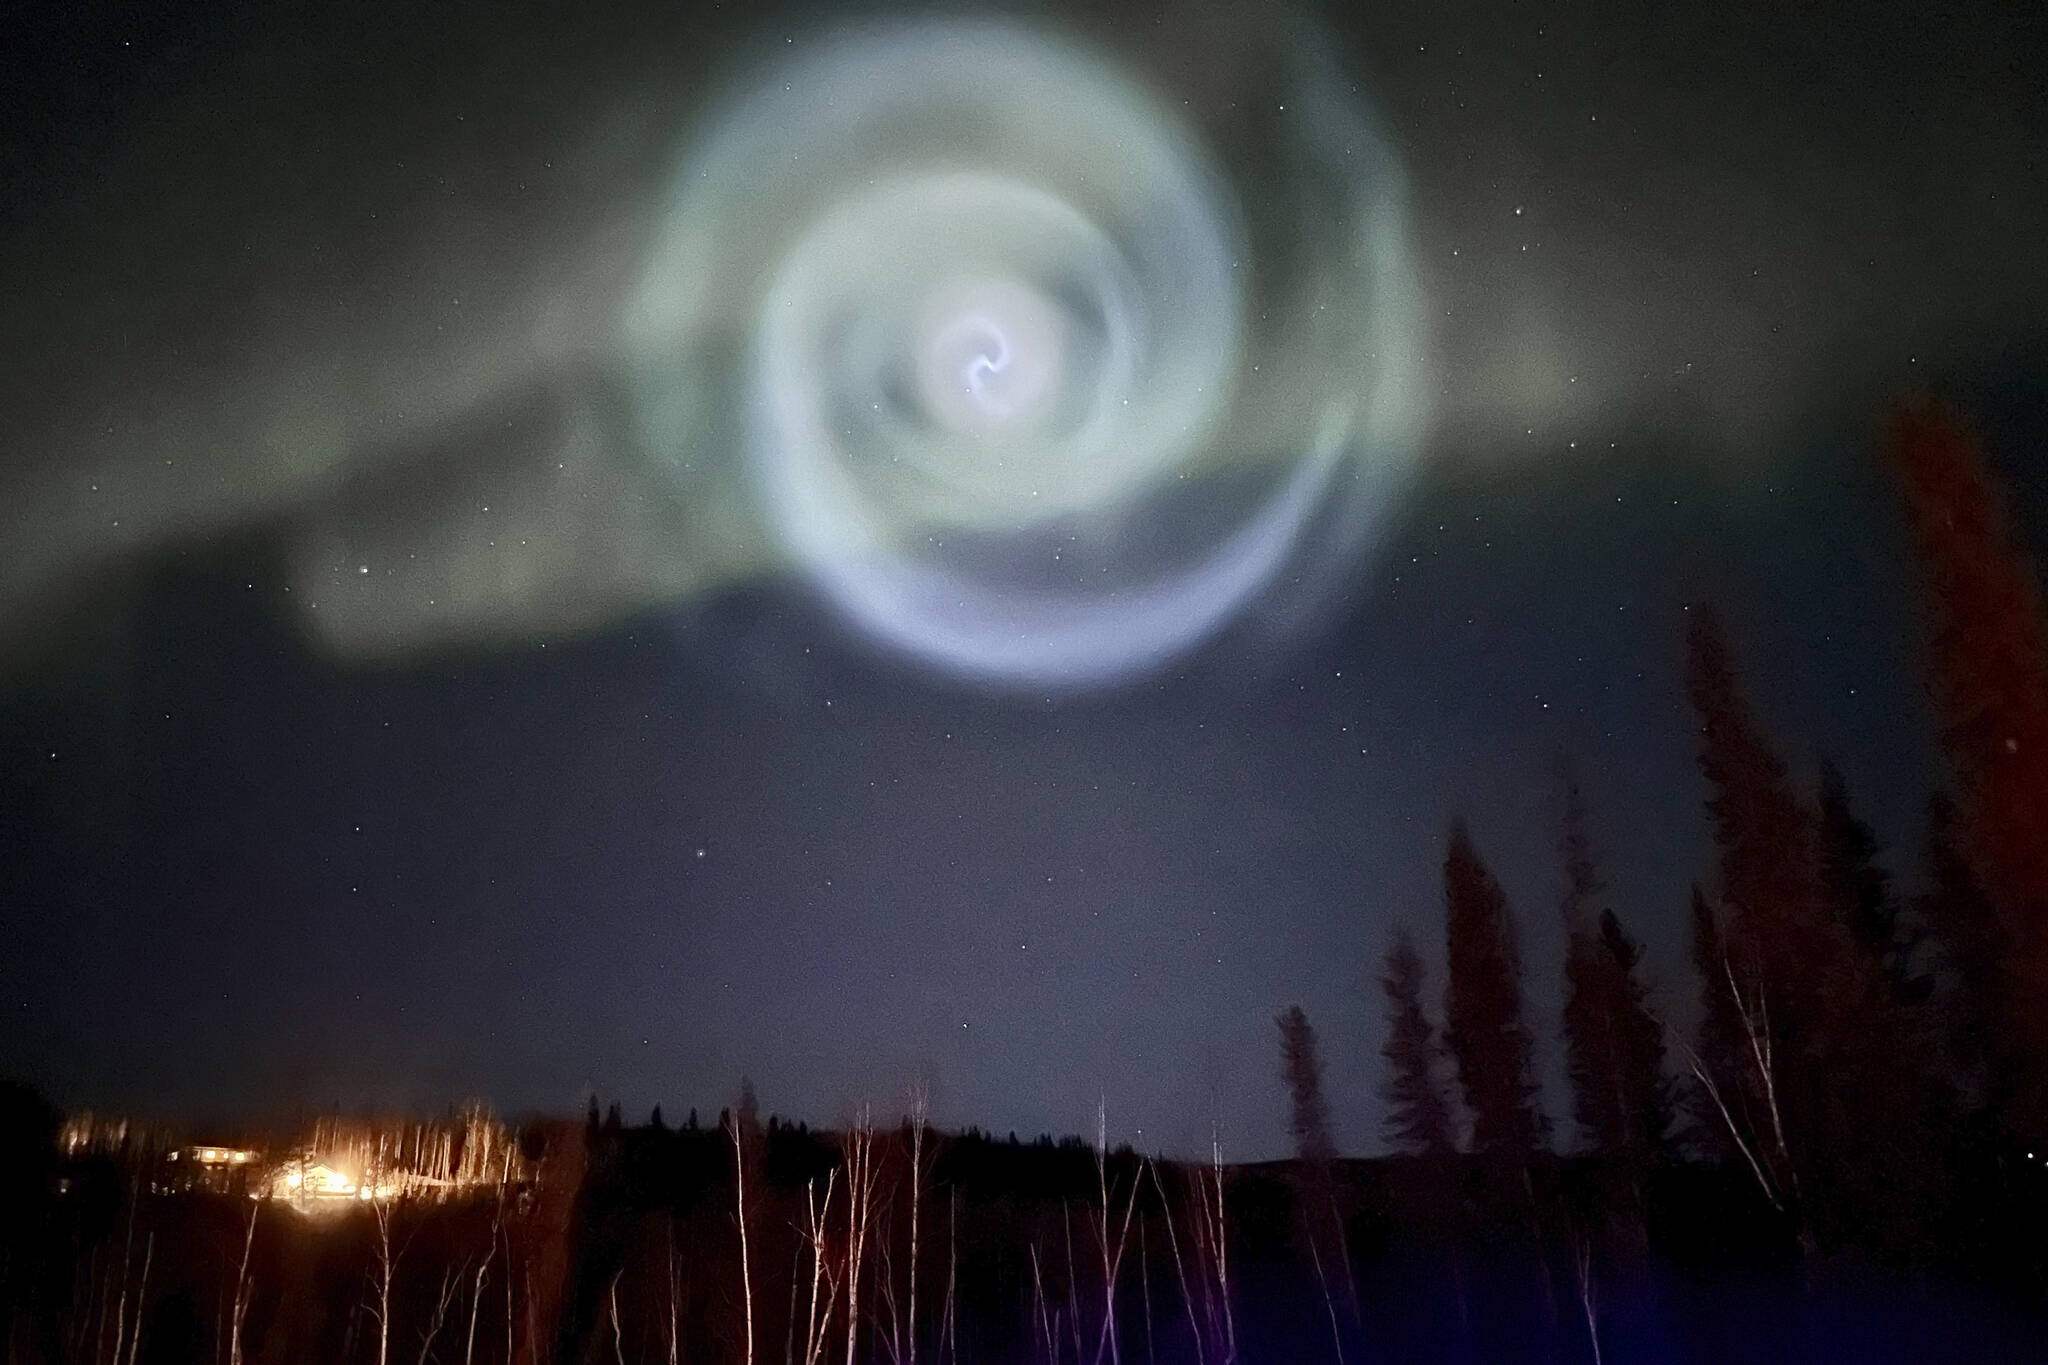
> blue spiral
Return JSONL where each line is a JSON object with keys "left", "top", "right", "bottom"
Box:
{"left": 629, "top": 16, "right": 1426, "bottom": 686}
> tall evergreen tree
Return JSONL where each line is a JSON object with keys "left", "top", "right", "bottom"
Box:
{"left": 1684, "top": 608, "right": 1837, "bottom": 1004}
{"left": 1275, "top": 1002, "right": 1352, "bottom": 1354}
{"left": 1685, "top": 609, "right": 1847, "bottom": 1187}
{"left": 1917, "top": 793, "right": 2005, "bottom": 1105}
{"left": 1685, "top": 605, "right": 1851, "bottom": 1228}
{"left": 1380, "top": 931, "right": 1454, "bottom": 1157}
{"left": 1600, "top": 910, "right": 1672, "bottom": 1161}
{"left": 1817, "top": 759, "right": 1896, "bottom": 961}
{"left": 1277, "top": 1004, "right": 1338, "bottom": 1166}
{"left": 1559, "top": 774, "right": 1671, "bottom": 1170}
{"left": 1443, "top": 820, "right": 1547, "bottom": 1159}
{"left": 1685, "top": 883, "right": 1743, "bottom": 1160}
{"left": 1686, "top": 608, "right": 1936, "bottom": 1249}
{"left": 1817, "top": 758, "right": 1929, "bottom": 1006}
{"left": 1888, "top": 400, "right": 2048, "bottom": 1134}
{"left": 1559, "top": 776, "right": 1616, "bottom": 1146}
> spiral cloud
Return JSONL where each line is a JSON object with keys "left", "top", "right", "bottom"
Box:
{"left": 628, "top": 15, "right": 1428, "bottom": 686}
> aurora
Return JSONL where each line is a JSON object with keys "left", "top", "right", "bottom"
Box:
{"left": 627, "top": 17, "right": 1427, "bottom": 685}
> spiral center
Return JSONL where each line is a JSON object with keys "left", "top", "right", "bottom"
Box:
{"left": 963, "top": 325, "right": 1007, "bottom": 398}
{"left": 917, "top": 277, "right": 1066, "bottom": 439}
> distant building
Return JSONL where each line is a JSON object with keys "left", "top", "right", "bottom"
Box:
{"left": 62, "top": 1102, "right": 530, "bottom": 1205}
{"left": 266, "top": 1150, "right": 375, "bottom": 1204}
{"left": 183, "top": 1145, "right": 257, "bottom": 1166}
{"left": 166, "top": 1143, "right": 259, "bottom": 1194}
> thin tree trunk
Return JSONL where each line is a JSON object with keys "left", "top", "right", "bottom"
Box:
{"left": 787, "top": 1238, "right": 805, "bottom": 1365}
{"left": 1572, "top": 1237, "right": 1603, "bottom": 1365}
{"left": 671, "top": 1219, "right": 685, "bottom": 1365}
{"left": 942, "top": 1191, "right": 957, "bottom": 1365}
{"left": 1307, "top": 1234, "right": 1345, "bottom": 1365}
{"left": 106, "top": 1191, "right": 135, "bottom": 1365}
{"left": 1062, "top": 1203, "right": 1084, "bottom": 1364}
{"left": 909, "top": 1095, "right": 926, "bottom": 1365}
{"left": 1205, "top": 1139, "right": 1236, "bottom": 1365}
{"left": 1146, "top": 1165, "right": 1205, "bottom": 1365}
{"left": 228, "top": 1200, "right": 257, "bottom": 1365}
{"left": 122, "top": 1232, "right": 154, "bottom": 1365}
{"left": 419, "top": 1263, "right": 465, "bottom": 1365}
{"left": 608, "top": 1272, "right": 627, "bottom": 1365}
{"left": 844, "top": 1115, "right": 876, "bottom": 1365}
{"left": 1139, "top": 1221, "right": 1155, "bottom": 1365}
{"left": 1029, "top": 1246, "right": 1054, "bottom": 1365}
{"left": 730, "top": 1113, "right": 756, "bottom": 1365}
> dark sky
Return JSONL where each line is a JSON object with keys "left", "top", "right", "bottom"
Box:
{"left": 2, "top": 0, "right": 2044, "bottom": 1159}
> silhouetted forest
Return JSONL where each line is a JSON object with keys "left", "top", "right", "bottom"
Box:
{"left": 6, "top": 401, "right": 2048, "bottom": 1362}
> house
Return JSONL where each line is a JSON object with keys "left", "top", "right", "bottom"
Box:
{"left": 267, "top": 1151, "right": 372, "bottom": 1203}
{"left": 167, "top": 1144, "right": 259, "bottom": 1193}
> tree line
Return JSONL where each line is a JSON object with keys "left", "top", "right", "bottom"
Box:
{"left": 1274, "top": 399, "right": 2048, "bottom": 1275}
{"left": 7, "top": 397, "right": 2044, "bottom": 1362}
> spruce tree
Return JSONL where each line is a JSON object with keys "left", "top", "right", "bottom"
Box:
{"left": 1277, "top": 1005, "right": 1337, "bottom": 1166}
{"left": 1380, "top": 931, "right": 1454, "bottom": 1157}
{"left": 1817, "top": 760, "right": 1897, "bottom": 961}
{"left": 1817, "top": 758, "right": 1930, "bottom": 1007}
{"left": 1918, "top": 793, "right": 2004, "bottom": 1106}
{"left": 1888, "top": 400, "right": 2048, "bottom": 1134}
{"left": 1684, "top": 608, "right": 1836, "bottom": 1005}
{"left": 1685, "top": 884, "right": 1743, "bottom": 1160}
{"left": 1686, "top": 608, "right": 1935, "bottom": 1249}
{"left": 1598, "top": 910, "right": 1673, "bottom": 1163}
{"left": 1560, "top": 776, "right": 1671, "bottom": 1166}
{"left": 1276, "top": 1002, "right": 1350, "bottom": 1350}
{"left": 1560, "top": 775, "right": 1621, "bottom": 1153}
{"left": 1442, "top": 820, "right": 1547, "bottom": 1160}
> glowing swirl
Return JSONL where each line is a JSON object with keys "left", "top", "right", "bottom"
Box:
{"left": 630, "top": 18, "right": 1425, "bottom": 685}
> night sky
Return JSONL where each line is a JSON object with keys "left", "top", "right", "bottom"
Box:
{"left": 3, "top": 0, "right": 2044, "bottom": 1159}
